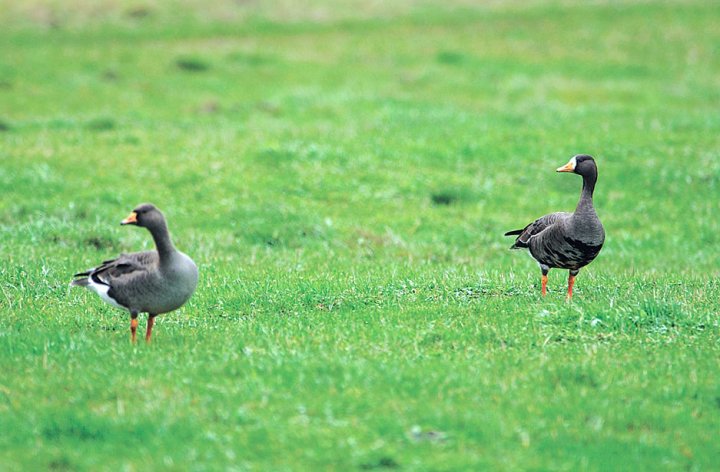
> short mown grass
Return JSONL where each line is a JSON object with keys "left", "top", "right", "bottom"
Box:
{"left": 1, "top": 0, "right": 719, "bottom": 469}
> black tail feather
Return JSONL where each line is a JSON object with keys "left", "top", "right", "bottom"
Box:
{"left": 504, "top": 229, "right": 523, "bottom": 236}
{"left": 71, "top": 277, "right": 90, "bottom": 287}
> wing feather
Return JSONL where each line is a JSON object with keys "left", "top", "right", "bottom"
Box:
{"left": 73, "top": 252, "right": 157, "bottom": 286}
{"left": 505, "top": 212, "right": 571, "bottom": 249}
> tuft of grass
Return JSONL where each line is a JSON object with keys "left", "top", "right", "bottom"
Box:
{"left": 430, "top": 192, "right": 457, "bottom": 206}
{"left": 175, "top": 56, "right": 211, "bottom": 72}
{"left": 85, "top": 117, "right": 116, "bottom": 131}
{"left": 125, "top": 6, "right": 152, "bottom": 19}
{"left": 436, "top": 50, "right": 470, "bottom": 65}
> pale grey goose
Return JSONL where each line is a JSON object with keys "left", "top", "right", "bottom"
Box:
{"left": 504, "top": 155, "right": 605, "bottom": 300}
{"left": 72, "top": 203, "right": 198, "bottom": 342}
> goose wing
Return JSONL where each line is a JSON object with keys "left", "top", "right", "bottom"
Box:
{"left": 74, "top": 252, "right": 157, "bottom": 282}
{"left": 504, "top": 212, "right": 571, "bottom": 249}
{"left": 72, "top": 251, "right": 159, "bottom": 308}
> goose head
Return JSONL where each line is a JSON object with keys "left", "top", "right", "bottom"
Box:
{"left": 121, "top": 203, "right": 166, "bottom": 230}
{"left": 556, "top": 154, "right": 597, "bottom": 177}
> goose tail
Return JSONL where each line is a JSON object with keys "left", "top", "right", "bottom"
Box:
{"left": 71, "top": 276, "right": 90, "bottom": 287}
{"left": 505, "top": 228, "right": 527, "bottom": 249}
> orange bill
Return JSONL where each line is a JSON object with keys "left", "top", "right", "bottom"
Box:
{"left": 121, "top": 212, "right": 138, "bottom": 225}
{"left": 556, "top": 156, "right": 577, "bottom": 173}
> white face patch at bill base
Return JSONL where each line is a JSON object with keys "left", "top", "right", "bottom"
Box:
{"left": 556, "top": 155, "right": 577, "bottom": 172}
{"left": 568, "top": 156, "right": 577, "bottom": 170}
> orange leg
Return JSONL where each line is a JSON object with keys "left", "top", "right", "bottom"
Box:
{"left": 145, "top": 314, "right": 157, "bottom": 343}
{"left": 130, "top": 317, "right": 139, "bottom": 343}
{"left": 541, "top": 274, "right": 548, "bottom": 296}
{"left": 567, "top": 274, "right": 576, "bottom": 301}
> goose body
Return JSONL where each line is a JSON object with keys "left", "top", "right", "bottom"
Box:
{"left": 505, "top": 155, "right": 604, "bottom": 299}
{"left": 72, "top": 204, "right": 198, "bottom": 341}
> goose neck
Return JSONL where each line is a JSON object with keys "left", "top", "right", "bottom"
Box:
{"left": 576, "top": 171, "right": 597, "bottom": 213}
{"left": 148, "top": 221, "right": 176, "bottom": 261}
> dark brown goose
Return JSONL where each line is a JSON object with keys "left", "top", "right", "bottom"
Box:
{"left": 505, "top": 155, "right": 604, "bottom": 300}
{"left": 72, "top": 204, "right": 198, "bottom": 342}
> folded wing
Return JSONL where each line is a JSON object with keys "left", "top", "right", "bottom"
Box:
{"left": 504, "top": 212, "right": 571, "bottom": 249}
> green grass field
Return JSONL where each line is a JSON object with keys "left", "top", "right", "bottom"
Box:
{"left": 1, "top": 0, "right": 719, "bottom": 469}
